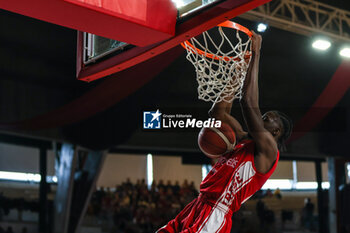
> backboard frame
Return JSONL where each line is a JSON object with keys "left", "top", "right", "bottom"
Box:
{"left": 77, "top": 0, "right": 272, "bottom": 82}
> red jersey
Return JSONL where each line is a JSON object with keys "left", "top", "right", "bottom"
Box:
{"left": 200, "top": 139, "right": 279, "bottom": 214}
{"left": 157, "top": 139, "right": 279, "bottom": 233}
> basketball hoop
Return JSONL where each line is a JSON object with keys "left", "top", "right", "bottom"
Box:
{"left": 181, "top": 21, "right": 252, "bottom": 103}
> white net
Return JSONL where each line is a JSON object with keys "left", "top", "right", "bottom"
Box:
{"left": 182, "top": 25, "right": 252, "bottom": 103}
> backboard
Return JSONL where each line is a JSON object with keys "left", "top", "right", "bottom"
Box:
{"left": 81, "top": 0, "right": 223, "bottom": 66}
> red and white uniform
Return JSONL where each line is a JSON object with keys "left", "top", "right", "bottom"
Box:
{"left": 157, "top": 139, "right": 279, "bottom": 233}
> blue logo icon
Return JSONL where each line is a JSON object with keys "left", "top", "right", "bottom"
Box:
{"left": 143, "top": 110, "right": 162, "bottom": 129}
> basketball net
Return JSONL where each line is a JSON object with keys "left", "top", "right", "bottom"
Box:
{"left": 181, "top": 22, "right": 252, "bottom": 103}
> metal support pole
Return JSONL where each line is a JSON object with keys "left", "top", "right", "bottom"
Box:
{"left": 328, "top": 157, "right": 338, "bottom": 233}
{"left": 315, "top": 160, "right": 325, "bottom": 233}
{"left": 39, "top": 147, "right": 48, "bottom": 233}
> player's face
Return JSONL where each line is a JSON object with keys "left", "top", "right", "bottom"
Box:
{"left": 262, "top": 111, "right": 281, "bottom": 136}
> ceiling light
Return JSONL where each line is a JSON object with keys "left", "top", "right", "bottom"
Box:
{"left": 339, "top": 47, "right": 350, "bottom": 58}
{"left": 172, "top": 0, "right": 186, "bottom": 8}
{"left": 312, "top": 39, "right": 331, "bottom": 51}
{"left": 257, "top": 23, "right": 267, "bottom": 32}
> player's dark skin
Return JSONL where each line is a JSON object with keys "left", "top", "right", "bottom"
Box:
{"left": 209, "top": 31, "right": 281, "bottom": 174}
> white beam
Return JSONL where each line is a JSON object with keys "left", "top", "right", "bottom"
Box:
{"left": 240, "top": 0, "right": 350, "bottom": 42}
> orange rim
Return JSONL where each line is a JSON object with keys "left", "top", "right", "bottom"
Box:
{"left": 181, "top": 21, "right": 252, "bottom": 61}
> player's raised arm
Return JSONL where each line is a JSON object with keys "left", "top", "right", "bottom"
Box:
{"left": 209, "top": 94, "right": 248, "bottom": 141}
{"left": 240, "top": 32, "right": 278, "bottom": 162}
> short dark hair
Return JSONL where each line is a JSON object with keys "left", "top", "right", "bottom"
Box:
{"left": 273, "top": 111, "right": 293, "bottom": 152}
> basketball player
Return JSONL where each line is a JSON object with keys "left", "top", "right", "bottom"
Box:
{"left": 157, "top": 31, "right": 293, "bottom": 233}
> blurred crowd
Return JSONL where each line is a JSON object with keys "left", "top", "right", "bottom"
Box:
{"left": 0, "top": 226, "right": 27, "bottom": 233}
{"left": 86, "top": 179, "right": 297, "bottom": 233}
{"left": 0, "top": 193, "right": 39, "bottom": 216}
{"left": 87, "top": 179, "right": 198, "bottom": 233}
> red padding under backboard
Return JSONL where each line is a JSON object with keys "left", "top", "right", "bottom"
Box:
{"left": 64, "top": 0, "right": 176, "bottom": 36}
{"left": 0, "top": 0, "right": 177, "bottom": 46}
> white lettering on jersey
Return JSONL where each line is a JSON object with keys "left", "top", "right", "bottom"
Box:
{"left": 215, "top": 157, "right": 239, "bottom": 169}
{"left": 226, "top": 158, "right": 238, "bottom": 168}
{"left": 221, "top": 161, "right": 256, "bottom": 206}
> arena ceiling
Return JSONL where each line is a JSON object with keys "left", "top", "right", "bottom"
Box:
{"left": 0, "top": 0, "right": 349, "bottom": 158}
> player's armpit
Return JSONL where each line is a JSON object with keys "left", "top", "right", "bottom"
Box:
{"left": 252, "top": 131, "right": 278, "bottom": 161}
{"left": 253, "top": 133, "right": 278, "bottom": 174}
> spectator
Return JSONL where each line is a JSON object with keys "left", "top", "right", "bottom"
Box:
{"left": 265, "top": 189, "right": 273, "bottom": 197}
{"left": 302, "top": 197, "right": 315, "bottom": 230}
{"left": 165, "top": 180, "right": 172, "bottom": 191}
{"left": 85, "top": 178, "right": 210, "bottom": 232}
{"left": 172, "top": 181, "right": 180, "bottom": 195}
{"left": 182, "top": 179, "right": 189, "bottom": 189}
{"left": 157, "top": 180, "right": 165, "bottom": 190}
{"left": 140, "top": 179, "right": 147, "bottom": 189}
{"left": 125, "top": 178, "right": 132, "bottom": 188}
{"left": 274, "top": 188, "right": 282, "bottom": 199}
